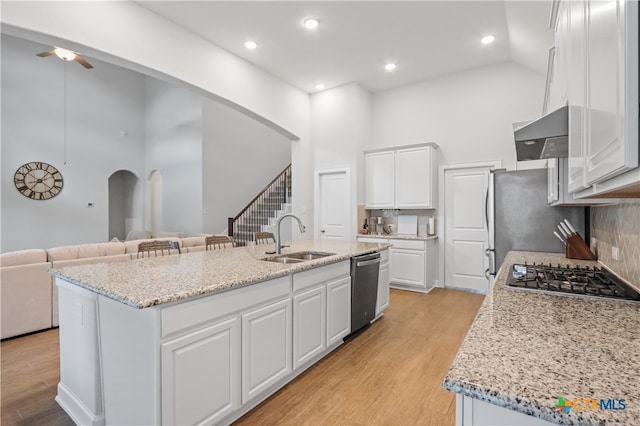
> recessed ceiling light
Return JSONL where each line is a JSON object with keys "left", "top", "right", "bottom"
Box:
{"left": 244, "top": 41, "right": 258, "bottom": 50}
{"left": 384, "top": 63, "right": 397, "bottom": 72}
{"left": 481, "top": 35, "right": 495, "bottom": 45}
{"left": 315, "top": 83, "right": 325, "bottom": 90}
{"left": 304, "top": 18, "right": 319, "bottom": 29}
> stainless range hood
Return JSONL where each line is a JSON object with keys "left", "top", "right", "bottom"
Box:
{"left": 514, "top": 105, "right": 568, "bottom": 161}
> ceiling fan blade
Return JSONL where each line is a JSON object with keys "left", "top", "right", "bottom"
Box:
{"left": 74, "top": 55, "right": 93, "bottom": 69}
{"left": 36, "top": 49, "right": 55, "bottom": 58}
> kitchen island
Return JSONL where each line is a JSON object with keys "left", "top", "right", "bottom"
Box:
{"left": 443, "top": 251, "right": 640, "bottom": 425}
{"left": 50, "top": 239, "right": 390, "bottom": 426}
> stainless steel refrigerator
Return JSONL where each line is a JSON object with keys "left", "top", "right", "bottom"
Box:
{"left": 486, "top": 168, "right": 587, "bottom": 280}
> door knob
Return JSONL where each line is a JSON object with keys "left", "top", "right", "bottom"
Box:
{"left": 321, "top": 230, "right": 326, "bottom": 233}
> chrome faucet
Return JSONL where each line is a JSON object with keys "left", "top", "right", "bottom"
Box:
{"left": 275, "top": 213, "right": 306, "bottom": 254}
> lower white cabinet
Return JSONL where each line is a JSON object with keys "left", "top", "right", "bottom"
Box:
{"left": 242, "top": 298, "right": 292, "bottom": 404}
{"left": 293, "top": 286, "right": 326, "bottom": 369}
{"left": 377, "top": 250, "right": 390, "bottom": 315}
{"left": 357, "top": 238, "right": 434, "bottom": 293}
{"left": 292, "top": 260, "right": 351, "bottom": 371}
{"left": 326, "top": 276, "right": 351, "bottom": 346}
{"left": 161, "top": 317, "right": 241, "bottom": 425}
{"left": 389, "top": 246, "right": 426, "bottom": 287}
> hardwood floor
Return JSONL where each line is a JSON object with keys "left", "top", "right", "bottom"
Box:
{"left": 0, "top": 288, "right": 484, "bottom": 425}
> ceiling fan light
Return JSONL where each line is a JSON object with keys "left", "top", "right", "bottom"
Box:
{"left": 481, "top": 35, "right": 496, "bottom": 45}
{"left": 54, "top": 47, "right": 77, "bottom": 61}
{"left": 304, "top": 18, "right": 319, "bottom": 29}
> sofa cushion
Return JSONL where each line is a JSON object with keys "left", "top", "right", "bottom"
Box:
{"left": 181, "top": 236, "right": 206, "bottom": 248}
{"left": 97, "top": 242, "right": 126, "bottom": 256}
{"left": 47, "top": 246, "right": 79, "bottom": 262}
{"left": 0, "top": 249, "right": 48, "bottom": 267}
{"left": 77, "top": 244, "right": 100, "bottom": 259}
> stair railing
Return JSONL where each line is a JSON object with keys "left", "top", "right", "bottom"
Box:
{"left": 228, "top": 164, "right": 291, "bottom": 246}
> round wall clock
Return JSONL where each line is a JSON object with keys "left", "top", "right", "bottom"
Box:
{"left": 14, "top": 161, "right": 64, "bottom": 200}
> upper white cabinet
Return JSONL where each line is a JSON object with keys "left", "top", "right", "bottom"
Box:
{"left": 560, "top": 0, "right": 640, "bottom": 197}
{"left": 365, "top": 143, "right": 439, "bottom": 209}
{"left": 365, "top": 150, "right": 396, "bottom": 208}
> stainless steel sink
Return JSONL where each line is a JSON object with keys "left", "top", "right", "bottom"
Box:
{"left": 283, "top": 251, "right": 336, "bottom": 260}
{"left": 262, "top": 251, "right": 336, "bottom": 263}
{"left": 263, "top": 257, "right": 305, "bottom": 264}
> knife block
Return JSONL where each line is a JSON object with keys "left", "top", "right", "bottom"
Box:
{"left": 566, "top": 234, "right": 597, "bottom": 260}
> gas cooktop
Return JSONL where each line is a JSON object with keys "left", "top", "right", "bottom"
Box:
{"left": 506, "top": 263, "right": 640, "bottom": 302}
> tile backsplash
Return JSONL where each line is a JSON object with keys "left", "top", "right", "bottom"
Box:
{"left": 361, "top": 208, "right": 436, "bottom": 235}
{"left": 590, "top": 200, "right": 640, "bottom": 286}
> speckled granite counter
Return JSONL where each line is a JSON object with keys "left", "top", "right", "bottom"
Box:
{"left": 356, "top": 234, "right": 438, "bottom": 241}
{"left": 50, "top": 239, "right": 390, "bottom": 309}
{"left": 443, "top": 251, "right": 640, "bottom": 425}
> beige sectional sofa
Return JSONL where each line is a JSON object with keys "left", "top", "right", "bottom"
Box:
{"left": 0, "top": 236, "right": 210, "bottom": 340}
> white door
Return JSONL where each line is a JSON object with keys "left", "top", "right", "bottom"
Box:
{"left": 444, "top": 166, "right": 492, "bottom": 292}
{"left": 315, "top": 169, "right": 351, "bottom": 240}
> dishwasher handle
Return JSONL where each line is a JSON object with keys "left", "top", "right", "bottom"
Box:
{"left": 356, "top": 258, "right": 381, "bottom": 267}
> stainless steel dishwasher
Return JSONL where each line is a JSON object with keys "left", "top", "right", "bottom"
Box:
{"left": 349, "top": 252, "right": 381, "bottom": 336}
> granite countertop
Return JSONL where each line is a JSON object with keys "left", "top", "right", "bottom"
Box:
{"left": 356, "top": 233, "right": 438, "bottom": 241}
{"left": 442, "top": 251, "right": 640, "bottom": 425}
{"left": 50, "top": 239, "right": 391, "bottom": 309}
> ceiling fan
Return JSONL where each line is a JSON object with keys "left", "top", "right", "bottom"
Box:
{"left": 36, "top": 47, "right": 93, "bottom": 69}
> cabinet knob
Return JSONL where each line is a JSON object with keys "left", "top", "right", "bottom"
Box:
{"left": 321, "top": 230, "right": 326, "bottom": 233}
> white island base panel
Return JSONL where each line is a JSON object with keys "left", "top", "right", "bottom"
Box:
{"left": 54, "top": 259, "right": 358, "bottom": 425}
{"left": 456, "top": 395, "right": 554, "bottom": 426}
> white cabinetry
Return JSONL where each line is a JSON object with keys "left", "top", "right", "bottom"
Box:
{"left": 395, "top": 146, "right": 437, "bottom": 208}
{"left": 548, "top": 158, "right": 612, "bottom": 205}
{"left": 389, "top": 242, "right": 426, "bottom": 288}
{"left": 357, "top": 238, "right": 435, "bottom": 293}
{"left": 161, "top": 317, "right": 241, "bottom": 425}
{"left": 292, "top": 287, "right": 326, "bottom": 369}
{"left": 365, "top": 143, "right": 438, "bottom": 209}
{"left": 242, "top": 298, "right": 292, "bottom": 404}
{"left": 365, "top": 150, "right": 395, "bottom": 208}
{"left": 560, "top": 0, "right": 640, "bottom": 197}
{"left": 376, "top": 249, "right": 390, "bottom": 315}
{"left": 326, "top": 276, "right": 351, "bottom": 346}
{"left": 292, "top": 260, "right": 350, "bottom": 370}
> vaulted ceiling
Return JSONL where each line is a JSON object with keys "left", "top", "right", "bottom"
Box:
{"left": 138, "top": 1, "right": 554, "bottom": 94}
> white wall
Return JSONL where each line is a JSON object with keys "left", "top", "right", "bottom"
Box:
{"left": 311, "top": 83, "right": 371, "bottom": 238}
{"left": 202, "top": 99, "right": 291, "bottom": 234}
{"left": 1, "top": 34, "right": 146, "bottom": 252}
{"left": 1, "top": 1, "right": 313, "bottom": 238}
{"left": 144, "top": 78, "right": 203, "bottom": 236}
{"left": 371, "top": 62, "right": 546, "bottom": 170}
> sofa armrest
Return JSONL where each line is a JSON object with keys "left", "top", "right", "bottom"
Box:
{"left": 1, "top": 263, "right": 53, "bottom": 339}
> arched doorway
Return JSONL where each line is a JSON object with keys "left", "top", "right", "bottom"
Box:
{"left": 148, "top": 170, "right": 163, "bottom": 237}
{"left": 108, "top": 170, "right": 139, "bottom": 240}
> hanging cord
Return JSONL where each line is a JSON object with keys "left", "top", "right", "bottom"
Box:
{"left": 63, "top": 62, "right": 67, "bottom": 165}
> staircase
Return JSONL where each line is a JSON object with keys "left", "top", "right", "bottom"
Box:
{"left": 228, "top": 165, "right": 292, "bottom": 246}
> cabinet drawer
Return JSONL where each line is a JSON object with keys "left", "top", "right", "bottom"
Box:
{"left": 293, "top": 260, "right": 350, "bottom": 293}
{"left": 389, "top": 239, "right": 425, "bottom": 250}
{"left": 161, "top": 276, "right": 291, "bottom": 338}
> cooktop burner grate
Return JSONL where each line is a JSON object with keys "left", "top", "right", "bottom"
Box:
{"left": 506, "top": 263, "right": 640, "bottom": 302}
